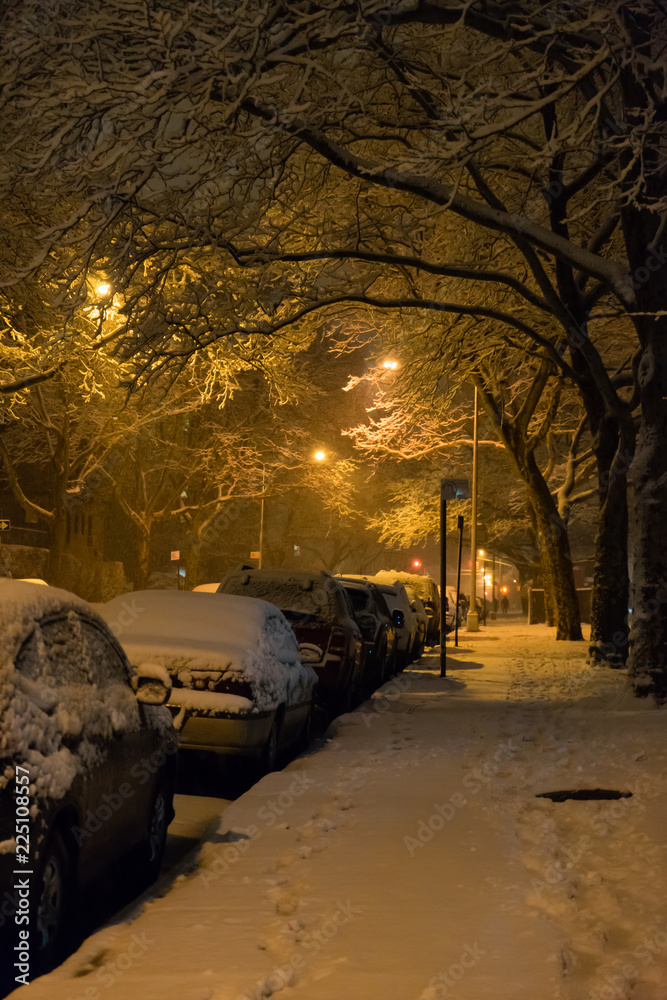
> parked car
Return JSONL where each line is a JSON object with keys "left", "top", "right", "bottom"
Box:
{"left": 335, "top": 577, "right": 398, "bottom": 690}
{"left": 99, "top": 591, "right": 317, "bottom": 772}
{"left": 374, "top": 571, "right": 441, "bottom": 646}
{"left": 217, "top": 570, "right": 363, "bottom": 713}
{"left": 0, "top": 581, "right": 176, "bottom": 976}
{"left": 342, "top": 576, "right": 419, "bottom": 669}
{"left": 405, "top": 587, "right": 428, "bottom": 660}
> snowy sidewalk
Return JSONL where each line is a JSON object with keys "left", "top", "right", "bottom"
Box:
{"left": 12, "top": 620, "right": 667, "bottom": 1000}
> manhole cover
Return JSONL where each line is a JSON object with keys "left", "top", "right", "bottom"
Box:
{"left": 536, "top": 789, "right": 632, "bottom": 802}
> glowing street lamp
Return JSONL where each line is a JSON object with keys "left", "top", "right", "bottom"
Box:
{"left": 382, "top": 359, "right": 398, "bottom": 370}
{"left": 96, "top": 282, "right": 111, "bottom": 296}
{"left": 412, "top": 558, "right": 422, "bottom": 571}
{"left": 313, "top": 450, "right": 327, "bottom": 462}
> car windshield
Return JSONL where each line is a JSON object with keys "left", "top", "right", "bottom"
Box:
{"left": 221, "top": 574, "right": 339, "bottom": 622}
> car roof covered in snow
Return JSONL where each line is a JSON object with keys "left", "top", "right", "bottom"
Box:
{"left": 218, "top": 569, "right": 349, "bottom": 623}
{"left": 0, "top": 578, "right": 105, "bottom": 660}
{"left": 372, "top": 571, "right": 440, "bottom": 604}
{"left": 99, "top": 590, "right": 288, "bottom": 660}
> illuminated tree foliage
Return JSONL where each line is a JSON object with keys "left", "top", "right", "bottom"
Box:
{"left": 1, "top": 1, "right": 666, "bottom": 691}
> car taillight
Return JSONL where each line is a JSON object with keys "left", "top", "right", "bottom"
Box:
{"left": 328, "top": 628, "right": 348, "bottom": 654}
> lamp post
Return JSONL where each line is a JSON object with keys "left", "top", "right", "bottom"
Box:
{"left": 466, "top": 386, "right": 480, "bottom": 632}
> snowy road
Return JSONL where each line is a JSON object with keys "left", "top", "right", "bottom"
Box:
{"left": 8, "top": 620, "right": 667, "bottom": 1000}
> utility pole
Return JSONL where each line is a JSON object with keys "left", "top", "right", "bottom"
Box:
{"left": 454, "top": 515, "right": 464, "bottom": 648}
{"left": 439, "top": 480, "right": 448, "bottom": 675}
{"left": 467, "top": 386, "right": 480, "bottom": 632}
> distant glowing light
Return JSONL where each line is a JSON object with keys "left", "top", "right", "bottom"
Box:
{"left": 97, "top": 282, "right": 111, "bottom": 296}
{"left": 313, "top": 450, "right": 326, "bottom": 462}
{"left": 412, "top": 559, "right": 422, "bottom": 570}
{"left": 478, "top": 549, "right": 485, "bottom": 557}
{"left": 382, "top": 359, "right": 398, "bottom": 370}
{"left": 484, "top": 574, "right": 492, "bottom": 585}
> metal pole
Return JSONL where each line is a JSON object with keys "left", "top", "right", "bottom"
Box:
{"left": 439, "top": 479, "right": 447, "bottom": 676}
{"left": 454, "top": 515, "right": 464, "bottom": 648}
{"left": 466, "top": 386, "right": 480, "bottom": 632}
{"left": 258, "top": 467, "right": 265, "bottom": 569}
{"left": 491, "top": 550, "right": 497, "bottom": 619}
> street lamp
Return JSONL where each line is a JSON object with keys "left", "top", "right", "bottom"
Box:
{"left": 96, "top": 282, "right": 111, "bottom": 296}
{"left": 313, "top": 450, "right": 327, "bottom": 462}
{"left": 382, "top": 359, "right": 398, "bottom": 370}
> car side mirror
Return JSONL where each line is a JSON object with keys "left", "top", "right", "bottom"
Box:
{"left": 132, "top": 666, "right": 172, "bottom": 706}
{"left": 392, "top": 609, "right": 405, "bottom": 629}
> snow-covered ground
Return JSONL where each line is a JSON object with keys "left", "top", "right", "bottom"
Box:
{"left": 11, "top": 620, "right": 667, "bottom": 1000}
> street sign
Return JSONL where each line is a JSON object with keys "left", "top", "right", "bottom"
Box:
{"left": 442, "top": 478, "right": 469, "bottom": 500}
{"left": 250, "top": 551, "right": 261, "bottom": 560}
{"left": 0, "top": 520, "right": 9, "bottom": 531}
{"left": 170, "top": 550, "right": 180, "bottom": 561}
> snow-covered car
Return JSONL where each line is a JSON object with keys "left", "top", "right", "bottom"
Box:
{"left": 405, "top": 587, "right": 428, "bottom": 660}
{"left": 99, "top": 591, "right": 317, "bottom": 771}
{"left": 217, "top": 570, "right": 364, "bottom": 714}
{"left": 374, "top": 571, "right": 441, "bottom": 646}
{"left": 0, "top": 581, "right": 176, "bottom": 976}
{"left": 342, "top": 576, "right": 420, "bottom": 669}
{"left": 335, "top": 577, "right": 398, "bottom": 689}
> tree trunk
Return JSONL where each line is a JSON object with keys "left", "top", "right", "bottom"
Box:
{"left": 47, "top": 503, "right": 68, "bottom": 585}
{"left": 619, "top": 11, "right": 667, "bottom": 697}
{"left": 525, "top": 454, "right": 583, "bottom": 641}
{"left": 589, "top": 418, "right": 632, "bottom": 666}
{"left": 626, "top": 319, "right": 667, "bottom": 699}
{"left": 183, "top": 533, "right": 203, "bottom": 587}
{"left": 134, "top": 531, "right": 151, "bottom": 590}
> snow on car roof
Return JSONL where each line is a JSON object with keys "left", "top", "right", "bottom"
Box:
{"left": 98, "top": 590, "right": 315, "bottom": 713}
{"left": 0, "top": 580, "right": 140, "bottom": 803}
{"left": 218, "top": 570, "right": 343, "bottom": 622}
{"left": 373, "top": 571, "right": 439, "bottom": 604}
{"left": 0, "top": 578, "right": 101, "bottom": 658}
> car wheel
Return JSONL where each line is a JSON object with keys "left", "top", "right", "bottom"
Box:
{"left": 297, "top": 703, "right": 313, "bottom": 754}
{"left": 259, "top": 717, "right": 280, "bottom": 775}
{"left": 33, "top": 831, "right": 72, "bottom": 974}
{"left": 139, "top": 777, "right": 170, "bottom": 888}
{"left": 374, "top": 639, "right": 388, "bottom": 688}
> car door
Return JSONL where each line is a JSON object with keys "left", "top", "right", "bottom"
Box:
{"left": 78, "top": 617, "right": 152, "bottom": 855}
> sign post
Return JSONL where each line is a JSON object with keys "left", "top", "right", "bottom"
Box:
{"left": 440, "top": 479, "right": 469, "bottom": 676}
